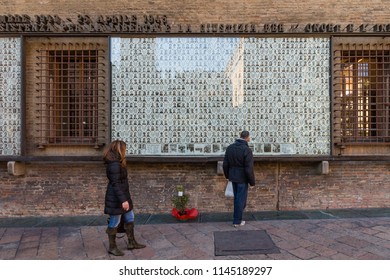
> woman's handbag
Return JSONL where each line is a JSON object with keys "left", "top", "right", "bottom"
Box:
{"left": 225, "top": 181, "right": 234, "bottom": 197}
{"left": 117, "top": 215, "right": 126, "bottom": 233}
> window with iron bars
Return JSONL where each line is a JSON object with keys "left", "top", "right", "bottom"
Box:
{"left": 36, "top": 42, "right": 106, "bottom": 148}
{"left": 333, "top": 38, "right": 390, "bottom": 145}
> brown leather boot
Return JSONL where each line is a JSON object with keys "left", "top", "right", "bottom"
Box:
{"left": 106, "top": 227, "right": 124, "bottom": 256}
{"left": 124, "top": 222, "right": 146, "bottom": 250}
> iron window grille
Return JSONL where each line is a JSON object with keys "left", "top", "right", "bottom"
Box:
{"left": 333, "top": 38, "right": 390, "bottom": 145}
{"left": 36, "top": 42, "right": 106, "bottom": 148}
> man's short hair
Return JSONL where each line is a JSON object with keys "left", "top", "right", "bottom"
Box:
{"left": 240, "top": 130, "right": 250, "bottom": 139}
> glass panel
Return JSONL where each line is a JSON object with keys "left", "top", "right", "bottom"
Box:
{"left": 0, "top": 37, "right": 21, "bottom": 156}
{"left": 111, "top": 37, "right": 330, "bottom": 155}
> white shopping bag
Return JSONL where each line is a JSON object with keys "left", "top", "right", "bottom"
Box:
{"left": 225, "top": 181, "right": 234, "bottom": 197}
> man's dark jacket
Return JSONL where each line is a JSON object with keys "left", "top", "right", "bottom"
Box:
{"left": 223, "top": 139, "right": 255, "bottom": 186}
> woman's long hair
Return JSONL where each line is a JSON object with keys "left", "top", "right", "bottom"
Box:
{"left": 103, "top": 140, "right": 127, "bottom": 167}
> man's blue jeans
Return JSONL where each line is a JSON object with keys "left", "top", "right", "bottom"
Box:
{"left": 108, "top": 210, "right": 135, "bottom": 228}
{"left": 232, "top": 182, "right": 248, "bottom": 225}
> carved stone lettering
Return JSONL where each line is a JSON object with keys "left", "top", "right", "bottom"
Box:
{"left": 0, "top": 14, "right": 390, "bottom": 34}
{"left": 360, "top": 24, "right": 368, "bottom": 32}
{"left": 373, "top": 24, "right": 390, "bottom": 32}
{"left": 263, "top": 24, "right": 284, "bottom": 33}
{"left": 346, "top": 24, "right": 354, "bottom": 32}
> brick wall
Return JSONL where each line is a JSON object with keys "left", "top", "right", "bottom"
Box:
{"left": 2, "top": 0, "right": 390, "bottom": 25}
{"left": 1, "top": 161, "right": 389, "bottom": 217}
{"left": 278, "top": 162, "right": 390, "bottom": 210}
{"left": 2, "top": 0, "right": 390, "bottom": 217}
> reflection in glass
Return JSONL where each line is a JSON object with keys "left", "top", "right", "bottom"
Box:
{"left": 111, "top": 37, "right": 330, "bottom": 155}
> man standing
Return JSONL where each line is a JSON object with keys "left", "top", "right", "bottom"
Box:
{"left": 223, "top": 130, "right": 255, "bottom": 227}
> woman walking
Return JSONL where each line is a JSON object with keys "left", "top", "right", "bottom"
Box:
{"left": 103, "top": 140, "right": 146, "bottom": 256}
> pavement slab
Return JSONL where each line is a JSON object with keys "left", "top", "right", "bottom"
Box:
{"left": 0, "top": 209, "right": 389, "bottom": 260}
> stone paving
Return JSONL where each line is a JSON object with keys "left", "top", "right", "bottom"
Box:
{"left": 0, "top": 211, "right": 389, "bottom": 260}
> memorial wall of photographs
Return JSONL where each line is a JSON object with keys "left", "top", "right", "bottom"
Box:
{"left": 0, "top": 38, "right": 21, "bottom": 156}
{"left": 111, "top": 37, "right": 330, "bottom": 155}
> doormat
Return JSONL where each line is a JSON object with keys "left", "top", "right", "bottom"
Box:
{"left": 214, "top": 230, "right": 280, "bottom": 256}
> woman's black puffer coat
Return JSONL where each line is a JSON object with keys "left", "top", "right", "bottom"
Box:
{"left": 104, "top": 160, "right": 133, "bottom": 215}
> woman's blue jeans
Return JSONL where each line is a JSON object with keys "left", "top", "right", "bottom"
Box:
{"left": 232, "top": 182, "right": 248, "bottom": 225}
{"left": 108, "top": 210, "right": 135, "bottom": 228}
